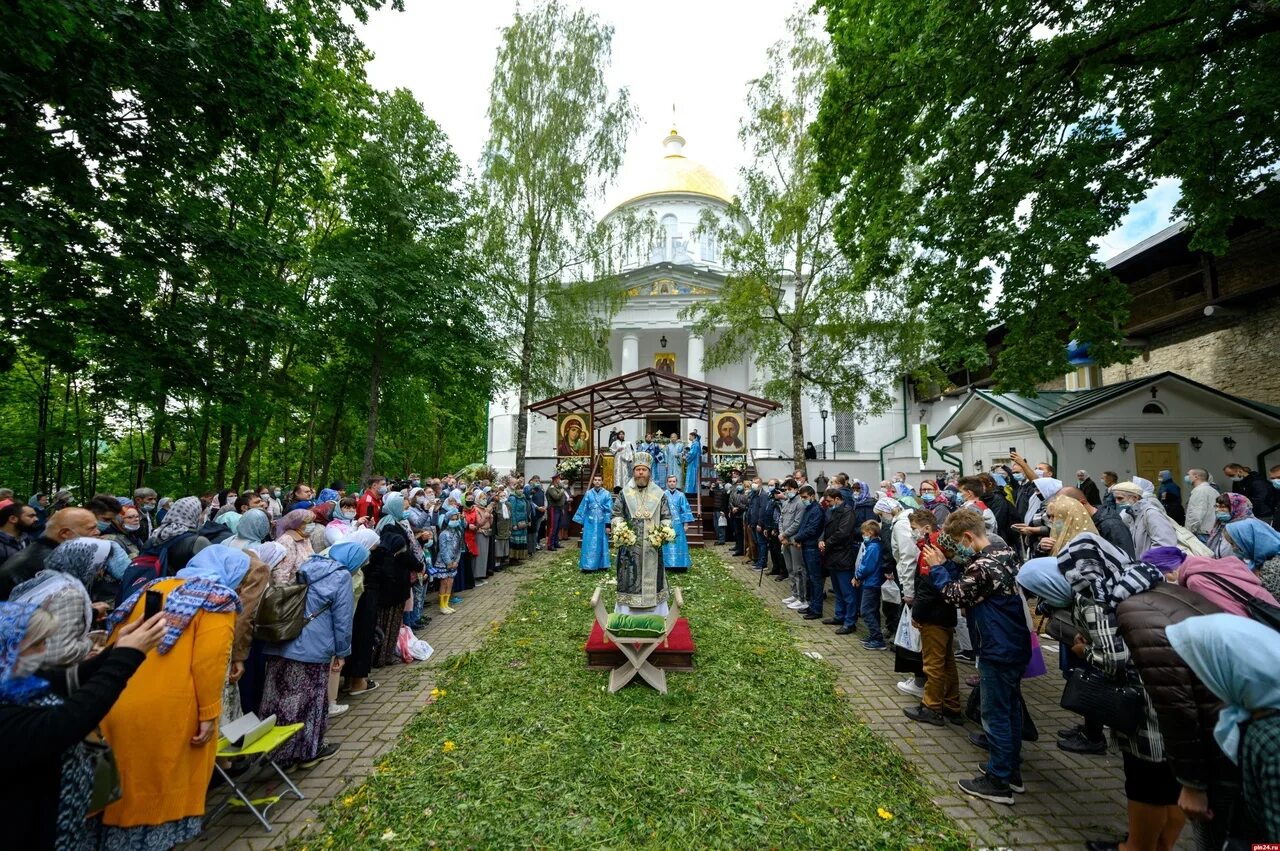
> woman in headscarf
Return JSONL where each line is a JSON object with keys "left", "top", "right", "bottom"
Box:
{"left": 492, "top": 488, "right": 512, "bottom": 571}
{"left": 1176, "top": 553, "right": 1279, "bottom": 618}
{"left": 365, "top": 528, "right": 415, "bottom": 668}
{"left": 258, "top": 542, "right": 361, "bottom": 768}
{"left": 1167, "top": 614, "right": 1280, "bottom": 841}
{"left": 324, "top": 496, "right": 360, "bottom": 547}
{"left": 226, "top": 507, "right": 272, "bottom": 552}
{"left": 919, "top": 479, "right": 951, "bottom": 526}
{"left": 93, "top": 558, "right": 240, "bottom": 849}
{"left": 178, "top": 545, "right": 268, "bottom": 726}
{"left": 1206, "top": 493, "right": 1253, "bottom": 558}
{"left": 338, "top": 527, "right": 382, "bottom": 698}
{"left": 212, "top": 488, "right": 238, "bottom": 519}
{"left": 1055, "top": 534, "right": 1185, "bottom": 851}
{"left": 237, "top": 541, "right": 288, "bottom": 715}
{"left": 0, "top": 601, "right": 166, "bottom": 851}
{"left": 1046, "top": 494, "right": 1098, "bottom": 556}
{"left": 11, "top": 539, "right": 129, "bottom": 667}
{"left": 271, "top": 508, "right": 315, "bottom": 584}
{"left": 509, "top": 487, "right": 529, "bottom": 563}
{"left": 1156, "top": 471, "right": 1185, "bottom": 525}
{"left": 474, "top": 490, "right": 493, "bottom": 584}
{"left": 1222, "top": 518, "right": 1280, "bottom": 598}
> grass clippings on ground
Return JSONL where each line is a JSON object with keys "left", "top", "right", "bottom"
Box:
{"left": 299, "top": 549, "right": 970, "bottom": 850}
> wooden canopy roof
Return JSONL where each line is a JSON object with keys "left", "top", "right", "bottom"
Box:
{"left": 529, "top": 368, "right": 781, "bottom": 428}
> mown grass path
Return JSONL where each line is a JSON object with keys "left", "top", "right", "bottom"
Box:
{"left": 298, "top": 549, "right": 970, "bottom": 849}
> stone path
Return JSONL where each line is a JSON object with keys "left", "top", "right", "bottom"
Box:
{"left": 188, "top": 552, "right": 549, "bottom": 851}
{"left": 722, "top": 547, "right": 1193, "bottom": 851}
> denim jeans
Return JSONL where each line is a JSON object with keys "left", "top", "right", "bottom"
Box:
{"left": 802, "top": 546, "right": 824, "bottom": 614}
{"left": 860, "top": 585, "right": 883, "bottom": 642}
{"left": 753, "top": 529, "right": 769, "bottom": 569}
{"left": 979, "top": 658, "right": 1024, "bottom": 783}
{"left": 831, "top": 570, "right": 856, "bottom": 626}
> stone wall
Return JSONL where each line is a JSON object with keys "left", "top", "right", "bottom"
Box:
{"left": 1100, "top": 295, "right": 1280, "bottom": 405}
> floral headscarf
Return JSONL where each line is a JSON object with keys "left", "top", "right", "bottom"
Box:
{"left": 1046, "top": 495, "right": 1097, "bottom": 556}
{"left": 146, "top": 496, "right": 203, "bottom": 548}
{"left": 105, "top": 578, "right": 240, "bottom": 656}
{"left": 45, "top": 538, "right": 117, "bottom": 589}
{"left": 1208, "top": 493, "right": 1254, "bottom": 557}
{"left": 272, "top": 508, "right": 312, "bottom": 540}
{"left": 0, "top": 601, "right": 53, "bottom": 703}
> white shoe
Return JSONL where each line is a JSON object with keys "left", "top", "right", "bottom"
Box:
{"left": 328, "top": 702, "right": 349, "bottom": 717}
{"left": 896, "top": 678, "right": 924, "bottom": 698}
{"left": 781, "top": 596, "right": 797, "bottom": 605}
{"left": 787, "top": 600, "right": 808, "bottom": 610}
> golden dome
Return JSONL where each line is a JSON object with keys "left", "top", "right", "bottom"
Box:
{"left": 612, "top": 129, "right": 732, "bottom": 210}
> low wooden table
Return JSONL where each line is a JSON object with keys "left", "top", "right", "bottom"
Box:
{"left": 588, "top": 586, "right": 686, "bottom": 694}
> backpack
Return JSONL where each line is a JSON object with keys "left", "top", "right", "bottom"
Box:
{"left": 254, "top": 577, "right": 331, "bottom": 642}
{"left": 115, "top": 535, "right": 190, "bottom": 604}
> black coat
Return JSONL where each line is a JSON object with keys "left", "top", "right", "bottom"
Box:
{"left": 985, "top": 489, "right": 1017, "bottom": 544}
{"left": 1234, "top": 472, "right": 1275, "bottom": 520}
{"left": 0, "top": 647, "right": 146, "bottom": 850}
{"left": 0, "top": 536, "right": 57, "bottom": 601}
{"left": 821, "top": 503, "right": 858, "bottom": 571}
{"left": 1092, "top": 504, "right": 1136, "bottom": 559}
{"left": 1079, "top": 477, "right": 1102, "bottom": 507}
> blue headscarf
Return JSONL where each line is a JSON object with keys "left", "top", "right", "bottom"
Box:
{"left": 376, "top": 492, "right": 408, "bottom": 531}
{"left": 0, "top": 601, "right": 52, "bottom": 703}
{"left": 176, "top": 544, "right": 252, "bottom": 590}
{"left": 316, "top": 488, "right": 340, "bottom": 506}
{"left": 327, "top": 541, "right": 369, "bottom": 572}
{"left": 1167, "top": 613, "right": 1280, "bottom": 763}
{"left": 1016, "top": 556, "right": 1072, "bottom": 607}
{"left": 1225, "top": 518, "right": 1280, "bottom": 568}
{"left": 234, "top": 508, "right": 271, "bottom": 546}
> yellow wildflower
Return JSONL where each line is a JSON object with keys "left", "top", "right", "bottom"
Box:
{"left": 877, "top": 807, "right": 894, "bottom": 821}
{"left": 442, "top": 740, "right": 456, "bottom": 753}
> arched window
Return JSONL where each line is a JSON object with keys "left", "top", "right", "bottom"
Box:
{"left": 993, "top": 414, "right": 1006, "bottom": 426}
{"left": 1142, "top": 402, "right": 1165, "bottom": 414}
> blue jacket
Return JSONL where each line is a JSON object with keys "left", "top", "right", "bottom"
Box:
{"left": 265, "top": 554, "right": 354, "bottom": 663}
{"left": 854, "top": 540, "right": 883, "bottom": 586}
{"left": 794, "top": 501, "right": 825, "bottom": 548}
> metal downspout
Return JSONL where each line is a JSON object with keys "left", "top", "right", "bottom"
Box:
{"left": 1036, "top": 422, "right": 1059, "bottom": 473}
{"left": 878, "top": 376, "right": 911, "bottom": 481}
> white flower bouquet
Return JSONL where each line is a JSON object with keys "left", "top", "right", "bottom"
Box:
{"left": 610, "top": 523, "right": 637, "bottom": 548}
{"left": 646, "top": 522, "right": 677, "bottom": 548}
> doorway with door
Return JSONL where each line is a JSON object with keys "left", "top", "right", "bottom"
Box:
{"left": 647, "top": 417, "right": 680, "bottom": 441}
{"left": 1134, "top": 443, "right": 1180, "bottom": 491}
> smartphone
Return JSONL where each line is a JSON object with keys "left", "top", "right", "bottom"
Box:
{"left": 1009, "top": 446, "right": 1017, "bottom": 454}
{"left": 144, "top": 590, "right": 163, "bottom": 620}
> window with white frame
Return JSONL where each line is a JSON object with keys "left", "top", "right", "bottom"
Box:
{"left": 831, "top": 409, "right": 859, "bottom": 453}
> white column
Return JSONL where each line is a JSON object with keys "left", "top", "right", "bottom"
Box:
{"left": 686, "top": 332, "right": 705, "bottom": 383}
{"left": 753, "top": 358, "right": 770, "bottom": 454}
{"left": 621, "top": 331, "right": 639, "bottom": 374}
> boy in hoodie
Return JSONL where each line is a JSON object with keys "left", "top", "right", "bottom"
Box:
{"left": 853, "top": 520, "right": 885, "bottom": 648}
{"left": 923, "top": 510, "right": 1031, "bottom": 805}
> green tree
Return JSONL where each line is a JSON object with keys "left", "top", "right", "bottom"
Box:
{"left": 814, "top": 0, "right": 1280, "bottom": 392}
{"left": 479, "top": 1, "right": 634, "bottom": 470}
{"left": 687, "top": 11, "right": 921, "bottom": 471}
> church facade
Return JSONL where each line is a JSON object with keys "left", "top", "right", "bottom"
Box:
{"left": 485, "top": 127, "right": 930, "bottom": 482}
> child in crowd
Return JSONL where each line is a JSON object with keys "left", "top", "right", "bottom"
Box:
{"left": 902, "top": 509, "right": 962, "bottom": 727}
{"left": 853, "top": 520, "right": 885, "bottom": 650}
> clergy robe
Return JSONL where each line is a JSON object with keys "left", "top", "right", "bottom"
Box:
{"left": 612, "top": 480, "right": 672, "bottom": 610}
{"left": 610, "top": 440, "right": 633, "bottom": 489}
{"left": 662, "top": 441, "right": 683, "bottom": 489}
{"left": 683, "top": 437, "right": 703, "bottom": 494}
{"left": 650, "top": 442, "right": 667, "bottom": 484}
{"left": 663, "top": 487, "right": 695, "bottom": 571}
{"left": 573, "top": 486, "right": 613, "bottom": 572}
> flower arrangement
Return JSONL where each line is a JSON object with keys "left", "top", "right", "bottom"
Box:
{"left": 557, "top": 456, "right": 588, "bottom": 478}
{"left": 610, "top": 523, "right": 637, "bottom": 548}
{"left": 714, "top": 456, "right": 746, "bottom": 479}
{"left": 647, "top": 521, "right": 677, "bottom": 549}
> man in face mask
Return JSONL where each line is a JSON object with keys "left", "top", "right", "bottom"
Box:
{"left": 1224, "top": 463, "right": 1275, "bottom": 523}
{"left": 1183, "top": 468, "right": 1216, "bottom": 538}
{"left": 0, "top": 507, "right": 97, "bottom": 600}
{"left": 133, "top": 487, "right": 159, "bottom": 537}
{"left": 777, "top": 479, "right": 807, "bottom": 611}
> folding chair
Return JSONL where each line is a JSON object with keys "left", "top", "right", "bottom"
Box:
{"left": 590, "top": 586, "right": 684, "bottom": 694}
{"left": 206, "top": 722, "right": 306, "bottom": 832}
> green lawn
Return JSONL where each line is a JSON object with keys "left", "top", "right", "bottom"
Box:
{"left": 300, "top": 549, "right": 969, "bottom": 850}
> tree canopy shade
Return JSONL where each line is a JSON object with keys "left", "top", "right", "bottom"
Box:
{"left": 813, "top": 0, "right": 1280, "bottom": 392}
{"left": 686, "top": 11, "right": 922, "bottom": 469}
{"left": 478, "top": 1, "right": 635, "bottom": 470}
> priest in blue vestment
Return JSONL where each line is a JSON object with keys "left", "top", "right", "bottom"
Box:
{"left": 662, "top": 433, "right": 683, "bottom": 491}
{"left": 573, "top": 473, "right": 613, "bottom": 572}
{"left": 682, "top": 430, "right": 703, "bottom": 495}
{"left": 663, "top": 473, "right": 694, "bottom": 572}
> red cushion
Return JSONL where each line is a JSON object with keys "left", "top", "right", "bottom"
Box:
{"left": 585, "top": 617, "right": 695, "bottom": 652}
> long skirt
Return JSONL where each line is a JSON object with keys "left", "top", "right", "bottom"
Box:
{"left": 259, "top": 657, "right": 329, "bottom": 766}
{"left": 494, "top": 537, "right": 510, "bottom": 559}
{"left": 476, "top": 532, "right": 491, "bottom": 579}
{"left": 348, "top": 590, "right": 377, "bottom": 680}
{"left": 374, "top": 604, "right": 402, "bottom": 667}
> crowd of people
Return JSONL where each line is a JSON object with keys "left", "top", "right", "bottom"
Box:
{"left": 0, "top": 471, "right": 559, "bottom": 849}
{"left": 712, "top": 457, "right": 1280, "bottom": 848}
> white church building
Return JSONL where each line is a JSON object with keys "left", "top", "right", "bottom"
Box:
{"left": 485, "top": 127, "right": 1280, "bottom": 488}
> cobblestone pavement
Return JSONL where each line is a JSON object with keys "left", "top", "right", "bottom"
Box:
{"left": 721, "top": 546, "right": 1193, "bottom": 851}
{"left": 186, "top": 551, "right": 550, "bottom": 850}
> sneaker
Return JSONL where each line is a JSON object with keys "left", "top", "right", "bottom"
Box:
{"left": 834, "top": 626, "right": 857, "bottom": 635}
{"left": 781, "top": 596, "right": 797, "bottom": 605}
{"left": 978, "top": 763, "right": 1026, "bottom": 794}
{"left": 801, "top": 611, "right": 823, "bottom": 620}
{"left": 944, "top": 711, "right": 965, "bottom": 726}
{"left": 476, "top": 580, "right": 488, "bottom": 587}
{"left": 861, "top": 640, "right": 888, "bottom": 650}
{"left": 896, "top": 678, "right": 925, "bottom": 698}
{"left": 439, "top": 606, "right": 456, "bottom": 614}
{"left": 328, "top": 702, "right": 349, "bottom": 718}
{"left": 299, "top": 742, "right": 341, "bottom": 769}
{"left": 787, "top": 600, "right": 808, "bottom": 610}
{"left": 956, "top": 649, "right": 977, "bottom": 664}
{"left": 904, "top": 704, "right": 946, "bottom": 726}
{"left": 347, "top": 679, "right": 379, "bottom": 696}
{"left": 967, "top": 730, "right": 989, "bottom": 750}
{"left": 1057, "top": 730, "right": 1107, "bottom": 755}
{"left": 958, "top": 774, "right": 1014, "bottom": 805}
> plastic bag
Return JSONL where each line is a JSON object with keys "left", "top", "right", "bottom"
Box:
{"left": 893, "top": 603, "right": 921, "bottom": 653}
{"left": 397, "top": 625, "right": 435, "bottom": 663}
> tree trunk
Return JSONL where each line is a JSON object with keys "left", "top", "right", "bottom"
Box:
{"left": 54, "top": 372, "right": 71, "bottom": 490}
{"left": 302, "top": 389, "right": 320, "bottom": 485}
{"left": 232, "top": 424, "right": 265, "bottom": 492}
{"left": 197, "top": 407, "right": 210, "bottom": 486}
{"left": 214, "top": 418, "right": 233, "bottom": 490}
{"left": 789, "top": 330, "right": 806, "bottom": 477}
{"left": 150, "top": 393, "right": 166, "bottom": 466}
{"left": 318, "top": 376, "right": 349, "bottom": 487}
{"left": 513, "top": 245, "right": 540, "bottom": 472}
{"left": 32, "top": 361, "right": 52, "bottom": 495}
{"left": 72, "top": 375, "right": 85, "bottom": 496}
{"left": 361, "top": 324, "right": 384, "bottom": 483}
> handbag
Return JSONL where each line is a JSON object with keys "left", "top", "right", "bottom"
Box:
{"left": 1195, "top": 572, "right": 1280, "bottom": 632}
{"left": 67, "top": 667, "right": 121, "bottom": 815}
{"left": 254, "top": 580, "right": 331, "bottom": 642}
{"left": 1059, "top": 666, "right": 1146, "bottom": 734}
{"left": 1018, "top": 589, "right": 1047, "bottom": 679}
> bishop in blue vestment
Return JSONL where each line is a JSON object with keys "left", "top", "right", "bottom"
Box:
{"left": 663, "top": 475, "right": 695, "bottom": 571}
{"left": 573, "top": 474, "right": 613, "bottom": 572}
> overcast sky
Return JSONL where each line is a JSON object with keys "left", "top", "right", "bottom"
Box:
{"left": 356, "top": 1, "right": 1178, "bottom": 260}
